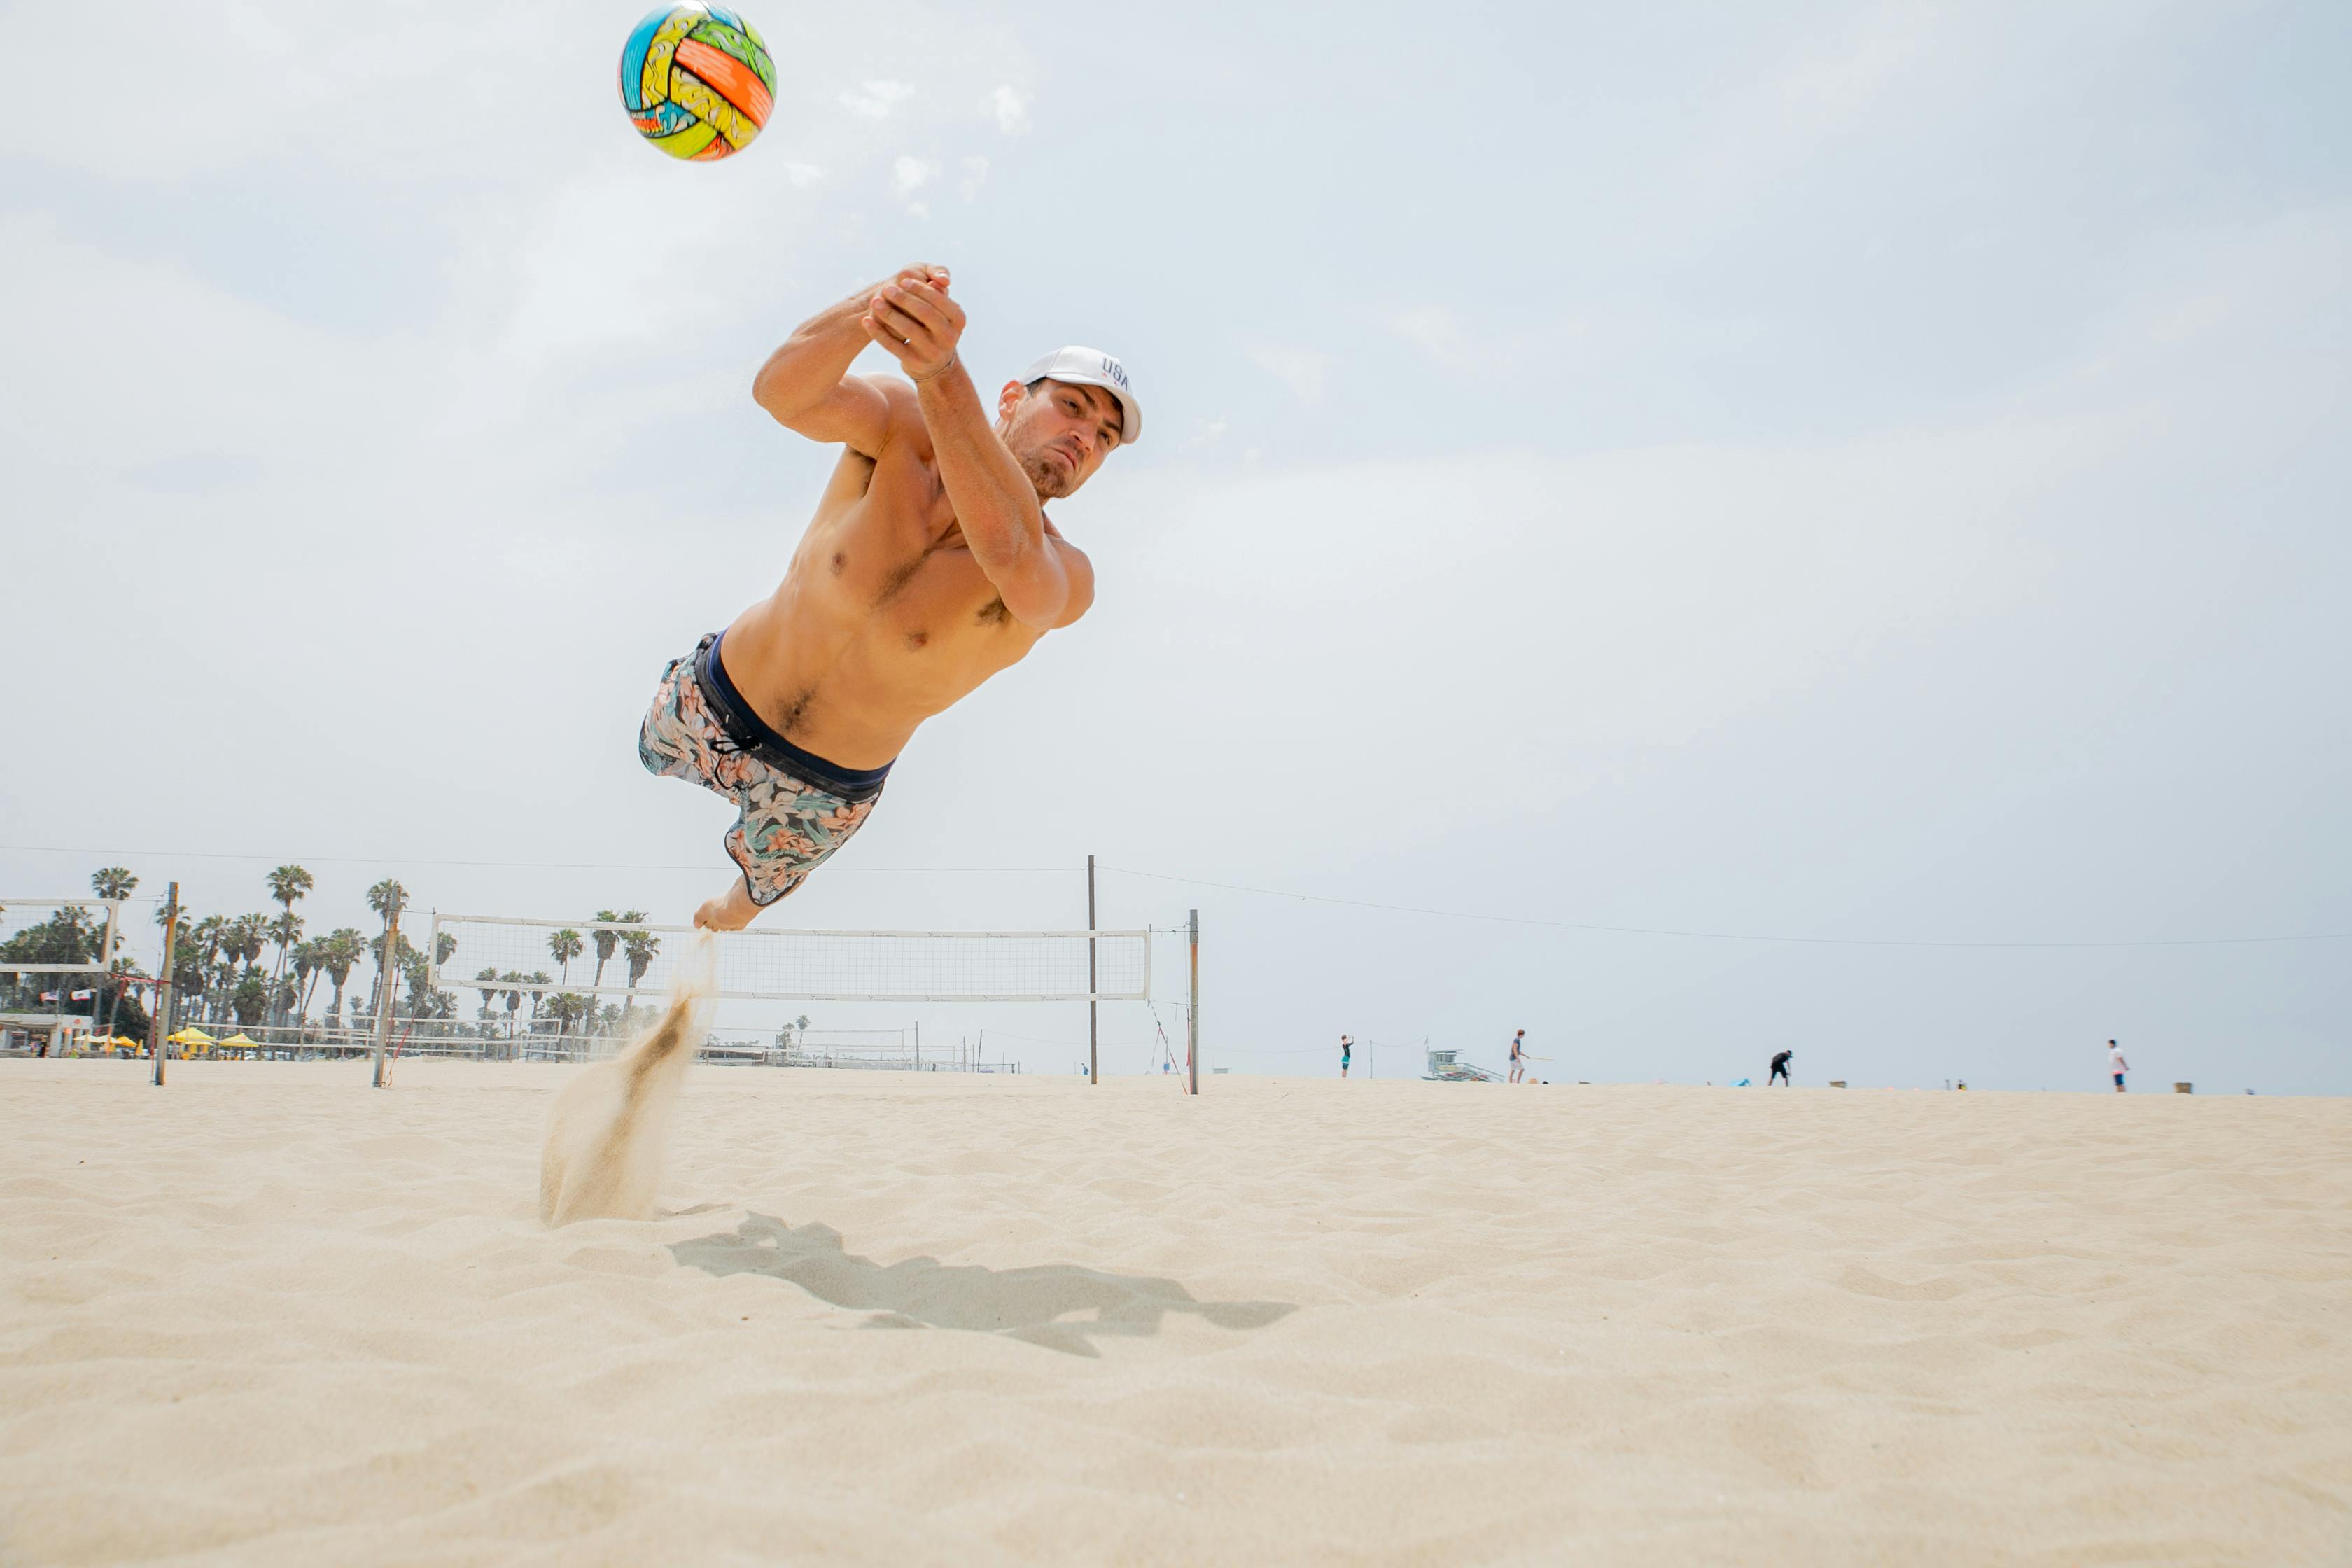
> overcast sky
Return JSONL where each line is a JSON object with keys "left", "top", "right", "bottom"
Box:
{"left": 3, "top": 0, "right": 2346, "bottom": 1091}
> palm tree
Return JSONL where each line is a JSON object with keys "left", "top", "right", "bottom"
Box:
{"left": 589, "top": 910, "right": 626, "bottom": 988}
{"left": 321, "top": 928, "right": 364, "bottom": 1023}
{"left": 402, "top": 951, "right": 438, "bottom": 1017}
{"left": 622, "top": 927, "right": 662, "bottom": 990}
{"left": 548, "top": 928, "right": 583, "bottom": 987}
{"left": 190, "top": 911, "right": 225, "bottom": 965}
{"left": 206, "top": 913, "right": 263, "bottom": 1018}
{"left": 102, "top": 954, "right": 148, "bottom": 1042}
{"left": 266, "top": 911, "right": 304, "bottom": 1013}
{"left": 190, "top": 916, "right": 227, "bottom": 1018}
{"left": 265, "top": 864, "right": 313, "bottom": 989}
{"left": 291, "top": 939, "right": 325, "bottom": 1022}
{"left": 366, "top": 878, "right": 410, "bottom": 925}
{"left": 88, "top": 868, "right": 136, "bottom": 958}
{"left": 230, "top": 913, "right": 272, "bottom": 979}
{"left": 162, "top": 943, "right": 203, "bottom": 1018}
{"left": 542, "top": 992, "right": 596, "bottom": 1056}
{"left": 267, "top": 864, "right": 314, "bottom": 911}
{"left": 616, "top": 926, "right": 662, "bottom": 1031}
{"left": 150, "top": 909, "right": 200, "bottom": 1018}
{"left": 364, "top": 880, "right": 408, "bottom": 1015}
{"left": 475, "top": 967, "right": 502, "bottom": 1021}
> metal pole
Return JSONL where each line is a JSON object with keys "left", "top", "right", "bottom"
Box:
{"left": 150, "top": 883, "right": 178, "bottom": 1086}
{"left": 913, "top": 1020, "right": 920, "bottom": 1072}
{"left": 1187, "top": 909, "right": 1199, "bottom": 1097}
{"left": 1086, "top": 854, "right": 1099, "bottom": 1086}
{"left": 372, "top": 905, "right": 399, "bottom": 1089}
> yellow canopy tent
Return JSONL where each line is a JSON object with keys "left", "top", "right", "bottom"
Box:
{"left": 219, "top": 1032, "right": 261, "bottom": 1053}
{"left": 99, "top": 1035, "right": 144, "bottom": 1054}
{"left": 167, "top": 1026, "right": 216, "bottom": 1054}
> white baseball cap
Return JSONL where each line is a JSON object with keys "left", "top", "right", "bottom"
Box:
{"left": 1020, "top": 346, "right": 1142, "bottom": 446}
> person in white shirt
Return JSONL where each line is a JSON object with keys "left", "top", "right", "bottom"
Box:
{"left": 2108, "top": 1039, "right": 2129, "bottom": 1093}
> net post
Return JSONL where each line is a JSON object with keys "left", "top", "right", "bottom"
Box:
{"left": 1086, "top": 855, "right": 1099, "bottom": 1086}
{"left": 1187, "top": 909, "right": 1200, "bottom": 1097}
{"left": 372, "top": 904, "right": 399, "bottom": 1090}
{"left": 150, "top": 883, "right": 178, "bottom": 1087}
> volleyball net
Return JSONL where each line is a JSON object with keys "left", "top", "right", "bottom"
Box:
{"left": 426, "top": 912, "right": 1152, "bottom": 1003}
{"left": 0, "top": 899, "right": 122, "bottom": 976}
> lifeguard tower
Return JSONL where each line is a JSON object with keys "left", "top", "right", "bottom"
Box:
{"left": 1423, "top": 1046, "right": 1502, "bottom": 1082}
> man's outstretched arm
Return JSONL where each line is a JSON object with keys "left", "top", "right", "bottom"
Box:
{"left": 752, "top": 264, "right": 949, "bottom": 456}
{"left": 861, "top": 275, "right": 1086, "bottom": 629}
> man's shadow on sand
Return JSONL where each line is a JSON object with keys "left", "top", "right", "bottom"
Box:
{"left": 670, "top": 1213, "right": 1295, "bottom": 1358}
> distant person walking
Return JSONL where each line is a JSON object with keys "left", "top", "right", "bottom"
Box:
{"left": 1769, "top": 1049, "right": 1793, "bottom": 1086}
{"left": 2108, "top": 1040, "right": 2128, "bottom": 1093}
{"left": 1508, "top": 1028, "right": 1529, "bottom": 1084}
{"left": 1339, "top": 1034, "right": 1353, "bottom": 1079}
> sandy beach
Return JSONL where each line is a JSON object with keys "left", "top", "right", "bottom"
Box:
{"left": 4, "top": 1059, "right": 2347, "bottom": 1566}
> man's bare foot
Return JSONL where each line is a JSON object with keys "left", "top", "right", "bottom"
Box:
{"left": 694, "top": 876, "right": 760, "bottom": 932}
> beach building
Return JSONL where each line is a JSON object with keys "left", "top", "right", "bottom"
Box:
{"left": 0, "top": 1012, "right": 95, "bottom": 1056}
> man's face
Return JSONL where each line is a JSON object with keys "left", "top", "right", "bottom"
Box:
{"left": 997, "top": 378, "right": 1126, "bottom": 499}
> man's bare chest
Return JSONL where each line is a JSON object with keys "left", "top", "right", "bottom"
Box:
{"left": 797, "top": 462, "right": 1031, "bottom": 654}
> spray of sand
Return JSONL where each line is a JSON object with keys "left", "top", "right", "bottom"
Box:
{"left": 538, "top": 932, "right": 718, "bottom": 1226}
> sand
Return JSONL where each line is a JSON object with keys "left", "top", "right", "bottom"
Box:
{"left": 4, "top": 1063, "right": 2348, "bottom": 1566}
{"left": 540, "top": 937, "right": 715, "bottom": 1228}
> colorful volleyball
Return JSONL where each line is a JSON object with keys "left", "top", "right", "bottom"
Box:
{"left": 619, "top": 5, "right": 776, "bottom": 162}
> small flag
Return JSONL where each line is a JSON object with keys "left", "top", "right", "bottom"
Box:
{"left": 37, "top": 991, "right": 57, "bottom": 1002}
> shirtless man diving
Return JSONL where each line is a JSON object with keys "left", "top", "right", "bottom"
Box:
{"left": 636, "top": 262, "right": 1140, "bottom": 930}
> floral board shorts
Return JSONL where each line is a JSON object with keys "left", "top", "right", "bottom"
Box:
{"left": 638, "top": 633, "right": 889, "bottom": 907}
